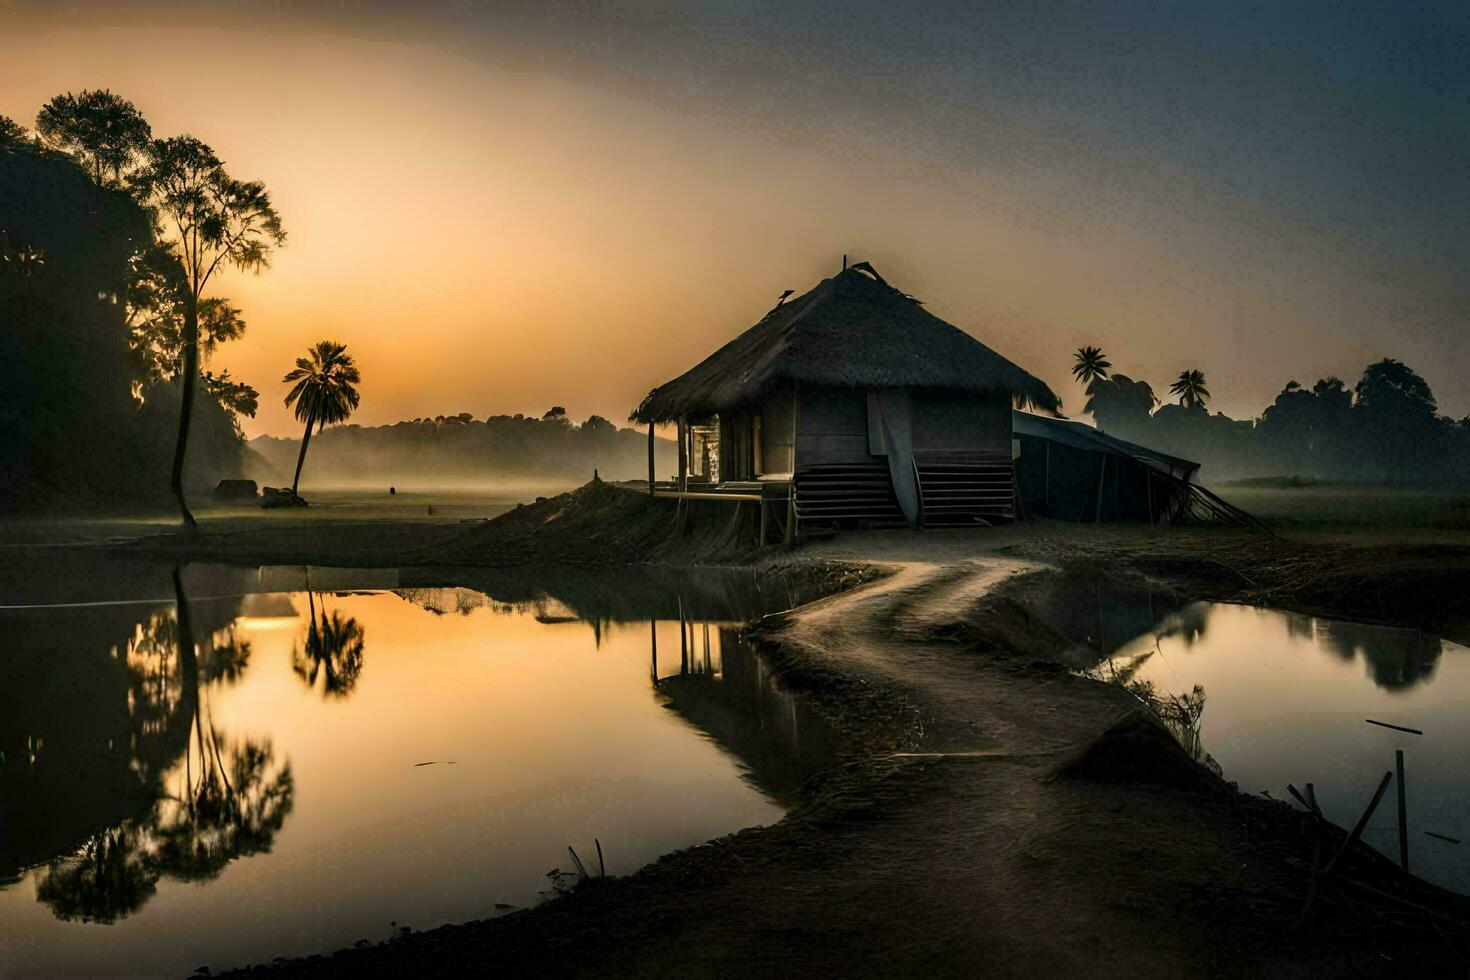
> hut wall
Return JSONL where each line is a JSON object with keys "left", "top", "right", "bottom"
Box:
{"left": 719, "top": 413, "right": 756, "bottom": 481}
{"left": 795, "top": 385, "right": 871, "bottom": 466}
{"left": 1015, "top": 434, "right": 1183, "bottom": 523}
{"left": 759, "top": 387, "right": 796, "bottom": 474}
{"left": 911, "top": 390, "right": 1012, "bottom": 452}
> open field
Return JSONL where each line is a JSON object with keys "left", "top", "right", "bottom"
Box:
{"left": 0, "top": 482, "right": 573, "bottom": 551}
{"left": 1213, "top": 482, "right": 1470, "bottom": 539}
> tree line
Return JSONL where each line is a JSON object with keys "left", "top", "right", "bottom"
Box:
{"left": 1, "top": 90, "right": 359, "bottom": 518}
{"left": 1070, "top": 348, "right": 1470, "bottom": 482}
{"left": 248, "top": 405, "right": 676, "bottom": 487}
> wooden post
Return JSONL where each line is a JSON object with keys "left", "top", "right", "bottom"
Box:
{"left": 676, "top": 417, "right": 689, "bottom": 531}
{"left": 784, "top": 484, "right": 796, "bottom": 546}
{"left": 647, "top": 422, "right": 656, "bottom": 496}
{"left": 1094, "top": 453, "right": 1107, "bottom": 523}
{"left": 758, "top": 498, "right": 768, "bottom": 545}
{"left": 784, "top": 385, "right": 800, "bottom": 545}
{"left": 677, "top": 418, "right": 687, "bottom": 492}
{"left": 1044, "top": 440, "right": 1050, "bottom": 503}
{"left": 1397, "top": 749, "right": 1409, "bottom": 872}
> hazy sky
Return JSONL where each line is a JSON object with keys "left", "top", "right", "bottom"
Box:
{"left": 4, "top": 1, "right": 1468, "bottom": 435}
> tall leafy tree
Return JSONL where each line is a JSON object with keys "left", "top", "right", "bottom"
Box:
{"left": 0, "top": 114, "right": 27, "bottom": 144}
{"left": 131, "top": 137, "right": 285, "bottom": 525}
{"left": 35, "top": 90, "right": 152, "bottom": 187}
{"left": 1169, "top": 369, "right": 1210, "bottom": 409}
{"left": 1354, "top": 358, "right": 1436, "bottom": 421}
{"left": 1072, "top": 345, "right": 1111, "bottom": 387}
{"left": 1084, "top": 373, "right": 1157, "bottom": 435}
{"left": 282, "top": 340, "right": 361, "bottom": 494}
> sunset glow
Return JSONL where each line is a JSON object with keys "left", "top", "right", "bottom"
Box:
{"left": 6, "top": 3, "right": 1465, "bottom": 436}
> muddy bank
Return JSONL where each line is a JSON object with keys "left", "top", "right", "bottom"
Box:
{"left": 1000, "top": 525, "right": 1470, "bottom": 643}
{"left": 221, "top": 553, "right": 1470, "bottom": 978}
{"left": 62, "top": 481, "right": 1470, "bottom": 646}
{"left": 101, "top": 481, "right": 748, "bottom": 569}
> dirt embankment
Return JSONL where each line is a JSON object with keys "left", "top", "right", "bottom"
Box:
{"left": 102, "top": 480, "right": 751, "bottom": 569}
{"left": 999, "top": 525, "right": 1470, "bottom": 643}
{"left": 221, "top": 547, "right": 1470, "bottom": 978}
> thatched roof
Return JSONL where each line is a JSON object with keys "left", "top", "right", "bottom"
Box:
{"left": 631, "top": 262, "right": 1060, "bottom": 423}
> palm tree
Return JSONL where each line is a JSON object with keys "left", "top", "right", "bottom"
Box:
{"left": 282, "top": 341, "right": 361, "bottom": 494}
{"left": 1170, "top": 369, "right": 1210, "bottom": 409}
{"left": 1072, "top": 346, "right": 1112, "bottom": 387}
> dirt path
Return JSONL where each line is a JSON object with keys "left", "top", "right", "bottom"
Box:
{"left": 225, "top": 540, "right": 1442, "bottom": 978}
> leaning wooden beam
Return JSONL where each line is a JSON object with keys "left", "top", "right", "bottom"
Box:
{"left": 1325, "top": 770, "right": 1394, "bottom": 876}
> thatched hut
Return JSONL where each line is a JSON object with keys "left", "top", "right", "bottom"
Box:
{"left": 631, "top": 261, "right": 1058, "bottom": 538}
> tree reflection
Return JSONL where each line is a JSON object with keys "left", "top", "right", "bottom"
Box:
{"left": 1309, "top": 618, "right": 1443, "bottom": 690}
{"left": 291, "top": 591, "right": 367, "bottom": 698}
{"left": 34, "top": 826, "right": 157, "bottom": 924}
{"left": 31, "top": 564, "right": 294, "bottom": 923}
{"left": 152, "top": 734, "right": 293, "bottom": 882}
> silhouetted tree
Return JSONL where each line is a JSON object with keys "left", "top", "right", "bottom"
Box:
{"left": 282, "top": 340, "right": 361, "bottom": 493}
{"left": 131, "top": 136, "right": 285, "bottom": 525}
{"left": 0, "top": 114, "right": 26, "bottom": 144}
{"left": 1072, "top": 345, "right": 1111, "bottom": 387}
{"left": 1169, "top": 369, "right": 1210, "bottom": 409}
{"left": 35, "top": 89, "right": 151, "bottom": 188}
{"left": 1354, "top": 358, "right": 1436, "bottom": 421}
{"left": 1083, "top": 373, "right": 1156, "bottom": 437}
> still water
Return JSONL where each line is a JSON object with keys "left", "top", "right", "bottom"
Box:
{"left": 1094, "top": 597, "right": 1470, "bottom": 893}
{"left": 0, "top": 563, "right": 828, "bottom": 977}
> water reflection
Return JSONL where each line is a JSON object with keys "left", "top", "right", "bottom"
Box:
{"left": 1069, "top": 579, "right": 1469, "bottom": 892}
{"left": 1072, "top": 575, "right": 1448, "bottom": 693}
{"left": 652, "top": 622, "right": 837, "bottom": 804}
{"left": 292, "top": 591, "right": 368, "bottom": 698}
{"left": 18, "top": 567, "right": 295, "bottom": 924}
{"left": 0, "top": 561, "right": 817, "bottom": 976}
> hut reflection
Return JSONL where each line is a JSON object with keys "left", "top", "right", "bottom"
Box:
{"left": 650, "top": 604, "right": 838, "bottom": 805}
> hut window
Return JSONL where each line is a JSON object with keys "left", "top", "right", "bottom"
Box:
{"left": 690, "top": 419, "right": 720, "bottom": 483}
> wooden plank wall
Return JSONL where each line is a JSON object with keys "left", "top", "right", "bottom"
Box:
{"left": 795, "top": 385, "right": 871, "bottom": 465}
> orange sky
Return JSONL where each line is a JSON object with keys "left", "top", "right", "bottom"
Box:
{"left": 4, "top": 6, "right": 1466, "bottom": 436}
